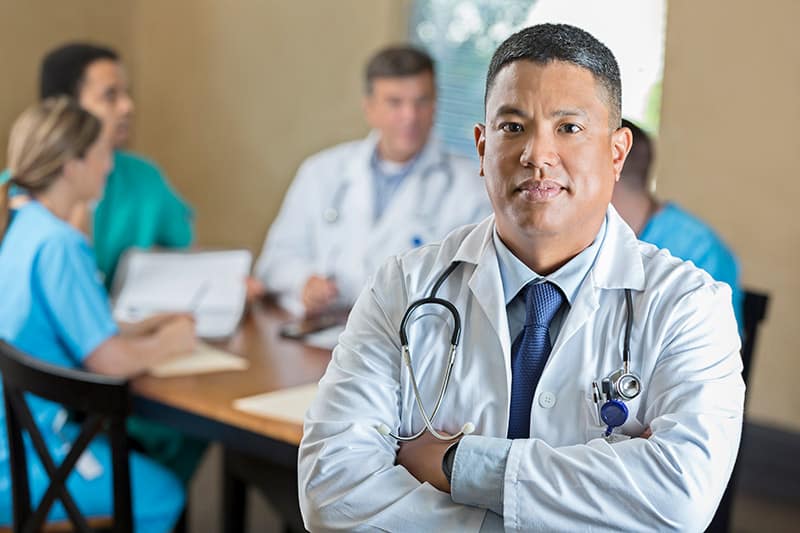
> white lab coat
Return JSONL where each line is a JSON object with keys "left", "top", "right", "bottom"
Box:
{"left": 255, "top": 132, "right": 490, "bottom": 315}
{"left": 298, "top": 207, "right": 744, "bottom": 532}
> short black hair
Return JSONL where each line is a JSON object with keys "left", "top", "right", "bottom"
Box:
{"left": 485, "top": 24, "right": 622, "bottom": 127}
{"left": 364, "top": 45, "right": 434, "bottom": 94}
{"left": 40, "top": 43, "right": 119, "bottom": 100}
{"left": 619, "top": 118, "right": 653, "bottom": 190}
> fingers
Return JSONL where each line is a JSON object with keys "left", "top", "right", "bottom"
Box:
{"left": 160, "top": 314, "right": 198, "bottom": 354}
{"left": 245, "top": 276, "right": 266, "bottom": 302}
{"left": 302, "top": 275, "right": 338, "bottom": 314}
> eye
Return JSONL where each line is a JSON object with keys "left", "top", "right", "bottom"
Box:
{"left": 558, "top": 123, "right": 582, "bottom": 134}
{"left": 103, "top": 88, "right": 118, "bottom": 104}
{"left": 500, "top": 122, "right": 524, "bottom": 133}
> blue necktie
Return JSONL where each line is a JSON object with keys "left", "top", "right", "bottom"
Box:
{"left": 507, "top": 281, "right": 564, "bottom": 439}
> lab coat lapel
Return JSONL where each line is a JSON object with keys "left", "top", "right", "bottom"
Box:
{"left": 453, "top": 217, "right": 512, "bottom": 374}
{"left": 551, "top": 206, "right": 646, "bottom": 354}
{"left": 341, "top": 132, "right": 377, "bottom": 226}
{"left": 365, "top": 137, "right": 444, "bottom": 253}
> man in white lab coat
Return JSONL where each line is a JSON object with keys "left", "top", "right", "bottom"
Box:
{"left": 252, "top": 46, "right": 489, "bottom": 316}
{"left": 298, "top": 24, "right": 744, "bottom": 532}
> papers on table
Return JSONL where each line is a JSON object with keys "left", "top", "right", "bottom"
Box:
{"left": 149, "top": 342, "right": 249, "bottom": 378}
{"left": 112, "top": 249, "right": 252, "bottom": 338}
{"left": 233, "top": 383, "right": 318, "bottom": 424}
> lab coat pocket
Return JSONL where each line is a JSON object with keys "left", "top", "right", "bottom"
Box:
{"left": 583, "top": 394, "right": 647, "bottom": 442}
{"left": 583, "top": 394, "right": 607, "bottom": 442}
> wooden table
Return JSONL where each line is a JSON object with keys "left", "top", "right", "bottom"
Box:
{"left": 131, "top": 300, "right": 333, "bottom": 467}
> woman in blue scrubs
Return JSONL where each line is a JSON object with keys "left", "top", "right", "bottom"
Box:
{"left": 0, "top": 97, "right": 193, "bottom": 532}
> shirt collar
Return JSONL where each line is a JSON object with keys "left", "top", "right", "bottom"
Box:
{"left": 493, "top": 216, "right": 608, "bottom": 306}
{"left": 369, "top": 145, "right": 420, "bottom": 182}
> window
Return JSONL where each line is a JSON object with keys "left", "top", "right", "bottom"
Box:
{"left": 410, "top": 0, "right": 667, "bottom": 156}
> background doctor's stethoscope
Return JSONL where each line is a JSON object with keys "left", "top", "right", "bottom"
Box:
{"left": 319, "top": 154, "right": 458, "bottom": 276}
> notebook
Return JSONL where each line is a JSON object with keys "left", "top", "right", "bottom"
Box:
{"left": 112, "top": 249, "right": 252, "bottom": 338}
{"left": 233, "top": 383, "right": 319, "bottom": 424}
{"left": 149, "top": 342, "right": 249, "bottom": 378}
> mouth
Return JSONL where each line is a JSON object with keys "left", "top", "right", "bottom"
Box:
{"left": 515, "top": 179, "right": 567, "bottom": 202}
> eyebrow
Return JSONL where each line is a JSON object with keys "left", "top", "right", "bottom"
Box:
{"left": 493, "top": 105, "right": 529, "bottom": 119}
{"left": 492, "top": 105, "right": 589, "bottom": 120}
{"left": 551, "top": 108, "right": 588, "bottom": 119}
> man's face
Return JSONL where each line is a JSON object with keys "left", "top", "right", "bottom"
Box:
{"left": 363, "top": 71, "right": 436, "bottom": 162}
{"left": 78, "top": 59, "right": 134, "bottom": 148}
{"left": 476, "top": 60, "right": 630, "bottom": 245}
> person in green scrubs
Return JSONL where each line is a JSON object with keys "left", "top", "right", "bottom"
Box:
{"left": 36, "top": 42, "right": 204, "bottom": 484}
{"left": 39, "top": 43, "right": 194, "bottom": 288}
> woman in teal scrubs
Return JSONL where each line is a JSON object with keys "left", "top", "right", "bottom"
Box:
{"left": 0, "top": 97, "right": 193, "bottom": 531}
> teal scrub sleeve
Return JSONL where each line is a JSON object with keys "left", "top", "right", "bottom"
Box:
{"left": 156, "top": 172, "right": 193, "bottom": 248}
{"left": 33, "top": 234, "right": 119, "bottom": 364}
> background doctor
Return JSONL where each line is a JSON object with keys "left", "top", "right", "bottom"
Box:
{"left": 298, "top": 24, "right": 744, "bottom": 531}
{"left": 252, "top": 45, "right": 489, "bottom": 315}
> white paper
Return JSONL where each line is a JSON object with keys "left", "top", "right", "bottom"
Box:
{"left": 233, "top": 383, "right": 318, "bottom": 423}
{"left": 112, "top": 249, "right": 252, "bottom": 338}
{"left": 149, "top": 342, "right": 249, "bottom": 378}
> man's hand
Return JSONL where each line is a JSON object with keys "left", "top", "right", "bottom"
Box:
{"left": 396, "top": 431, "right": 458, "bottom": 493}
{"left": 302, "top": 275, "right": 338, "bottom": 315}
{"left": 245, "top": 276, "right": 266, "bottom": 302}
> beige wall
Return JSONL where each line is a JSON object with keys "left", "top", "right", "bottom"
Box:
{"left": 129, "top": 0, "right": 411, "bottom": 252}
{"left": 657, "top": 1, "right": 800, "bottom": 430}
{"left": 0, "top": 1, "right": 133, "bottom": 164}
{"left": 1, "top": 1, "right": 798, "bottom": 431}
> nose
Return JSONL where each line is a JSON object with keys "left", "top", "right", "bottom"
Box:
{"left": 119, "top": 92, "right": 135, "bottom": 115}
{"left": 520, "top": 131, "right": 558, "bottom": 169}
{"left": 400, "top": 101, "right": 418, "bottom": 124}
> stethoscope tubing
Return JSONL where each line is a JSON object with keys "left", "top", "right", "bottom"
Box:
{"left": 324, "top": 156, "right": 454, "bottom": 226}
{"left": 383, "top": 254, "right": 639, "bottom": 442}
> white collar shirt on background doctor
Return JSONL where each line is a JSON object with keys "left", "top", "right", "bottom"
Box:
{"left": 298, "top": 24, "right": 744, "bottom": 532}
{"left": 253, "top": 45, "right": 490, "bottom": 316}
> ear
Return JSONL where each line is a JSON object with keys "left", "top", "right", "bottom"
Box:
{"left": 611, "top": 125, "right": 633, "bottom": 182}
{"left": 474, "top": 123, "right": 486, "bottom": 177}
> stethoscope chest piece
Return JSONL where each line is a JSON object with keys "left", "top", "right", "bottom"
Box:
{"left": 607, "top": 368, "right": 642, "bottom": 401}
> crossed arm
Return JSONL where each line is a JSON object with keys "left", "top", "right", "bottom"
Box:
{"left": 298, "top": 264, "right": 744, "bottom": 532}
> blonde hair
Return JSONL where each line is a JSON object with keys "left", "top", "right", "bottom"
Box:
{"left": 1, "top": 96, "right": 101, "bottom": 240}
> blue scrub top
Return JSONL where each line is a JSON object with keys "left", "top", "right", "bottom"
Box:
{"left": 0, "top": 201, "right": 118, "bottom": 464}
{"left": 639, "top": 202, "right": 743, "bottom": 327}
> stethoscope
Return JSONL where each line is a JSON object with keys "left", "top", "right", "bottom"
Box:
{"left": 592, "top": 288, "right": 642, "bottom": 438}
{"left": 377, "top": 262, "right": 642, "bottom": 442}
{"left": 322, "top": 154, "right": 455, "bottom": 226}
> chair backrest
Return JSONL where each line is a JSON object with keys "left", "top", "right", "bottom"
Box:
{"left": 740, "top": 290, "right": 770, "bottom": 386}
{"left": 0, "top": 341, "right": 132, "bottom": 533}
{"left": 705, "top": 289, "right": 770, "bottom": 532}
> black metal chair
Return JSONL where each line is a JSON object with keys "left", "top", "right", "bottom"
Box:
{"left": 706, "top": 289, "right": 770, "bottom": 532}
{"left": 0, "top": 340, "right": 133, "bottom": 533}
